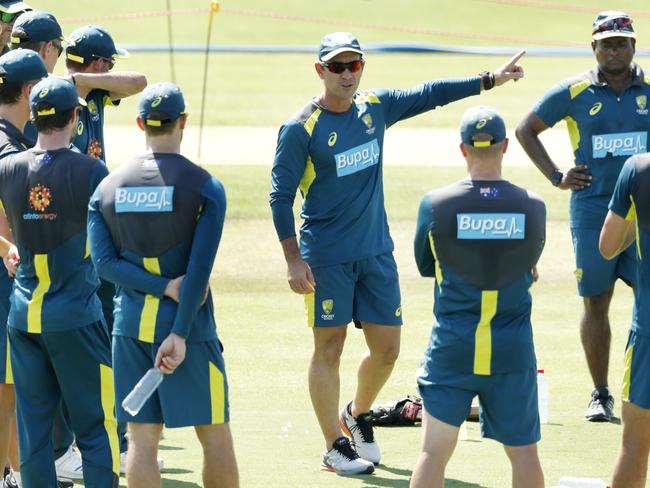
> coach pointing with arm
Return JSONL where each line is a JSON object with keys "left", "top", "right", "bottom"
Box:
{"left": 270, "top": 31, "right": 524, "bottom": 476}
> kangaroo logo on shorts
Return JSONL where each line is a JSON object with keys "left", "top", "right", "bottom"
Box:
{"left": 322, "top": 299, "right": 333, "bottom": 315}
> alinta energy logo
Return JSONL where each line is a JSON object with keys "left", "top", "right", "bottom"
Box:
{"left": 24, "top": 184, "right": 57, "bottom": 221}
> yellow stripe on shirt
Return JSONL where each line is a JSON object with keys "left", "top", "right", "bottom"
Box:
{"left": 474, "top": 290, "right": 498, "bottom": 375}
{"left": 27, "top": 254, "right": 50, "bottom": 334}
{"left": 138, "top": 258, "right": 161, "bottom": 343}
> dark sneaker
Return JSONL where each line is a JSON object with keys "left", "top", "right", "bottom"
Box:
{"left": 585, "top": 388, "right": 614, "bottom": 422}
{"left": 339, "top": 402, "right": 380, "bottom": 465}
{"left": 321, "top": 437, "right": 374, "bottom": 476}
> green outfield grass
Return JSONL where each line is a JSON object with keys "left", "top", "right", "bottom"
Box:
{"left": 18, "top": 1, "right": 645, "bottom": 486}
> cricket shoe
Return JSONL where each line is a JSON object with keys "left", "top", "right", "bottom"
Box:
{"left": 4, "top": 471, "right": 74, "bottom": 488}
{"left": 55, "top": 447, "right": 83, "bottom": 481}
{"left": 321, "top": 437, "right": 374, "bottom": 476}
{"left": 119, "top": 451, "right": 164, "bottom": 475}
{"left": 339, "top": 401, "right": 381, "bottom": 465}
{"left": 585, "top": 387, "right": 614, "bottom": 422}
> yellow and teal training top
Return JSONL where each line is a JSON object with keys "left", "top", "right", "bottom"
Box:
{"left": 88, "top": 152, "right": 226, "bottom": 344}
{"left": 534, "top": 63, "right": 650, "bottom": 229}
{"left": 270, "top": 77, "right": 481, "bottom": 267}
{"left": 414, "top": 179, "right": 546, "bottom": 374}
{"left": 0, "top": 148, "right": 108, "bottom": 333}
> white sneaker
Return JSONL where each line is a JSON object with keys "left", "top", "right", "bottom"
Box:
{"left": 339, "top": 401, "right": 381, "bottom": 464}
{"left": 54, "top": 447, "right": 83, "bottom": 481}
{"left": 321, "top": 437, "right": 374, "bottom": 476}
{"left": 119, "top": 451, "right": 164, "bottom": 475}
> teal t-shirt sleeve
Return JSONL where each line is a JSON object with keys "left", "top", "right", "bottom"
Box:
{"left": 171, "top": 176, "right": 226, "bottom": 338}
{"left": 532, "top": 81, "right": 570, "bottom": 128}
{"left": 87, "top": 184, "right": 169, "bottom": 297}
{"left": 609, "top": 156, "right": 636, "bottom": 218}
{"left": 270, "top": 120, "right": 309, "bottom": 241}
{"left": 414, "top": 193, "right": 436, "bottom": 277}
{"left": 377, "top": 76, "right": 481, "bottom": 128}
{"left": 88, "top": 159, "right": 109, "bottom": 195}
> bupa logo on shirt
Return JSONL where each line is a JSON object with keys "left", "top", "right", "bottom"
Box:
{"left": 334, "top": 139, "right": 380, "bottom": 177}
{"left": 592, "top": 132, "right": 647, "bottom": 158}
{"left": 456, "top": 213, "right": 525, "bottom": 240}
{"left": 114, "top": 186, "right": 174, "bottom": 213}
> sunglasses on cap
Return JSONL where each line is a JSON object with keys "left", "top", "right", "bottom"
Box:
{"left": 0, "top": 11, "right": 23, "bottom": 23}
{"left": 592, "top": 16, "right": 633, "bottom": 35}
{"left": 320, "top": 59, "right": 364, "bottom": 74}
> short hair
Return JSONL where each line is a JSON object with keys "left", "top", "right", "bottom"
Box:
{"left": 64, "top": 47, "right": 94, "bottom": 71}
{"left": 0, "top": 81, "right": 26, "bottom": 105}
{"left": 465, "top": 140, "right": 505, "bottom": 157}
{"left": 10, "top": 40, "right": 45, "bottom": 54}
{"left": 32, "top": 106, "right": 76, "bottom": 133}
{"left": 142, "top": 113, "right": 180, "bottom": 137}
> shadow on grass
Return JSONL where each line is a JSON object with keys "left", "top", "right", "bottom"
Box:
{"left": 446, "top": 480, "right": 485, "bottom": 488}
{"left": 161, "top": 468, "right": 193, "bottom": 474}
{"left": 159, "top": 444, "right": 184, "bottom": 451}
{"left": 161, "top": 479, "right": 201, "bottom": 488}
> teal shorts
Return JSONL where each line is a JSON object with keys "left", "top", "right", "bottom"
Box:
{"left": 0, "top": 294, "right": 11, "bottom": 384}
{"left": 571, "top": 228, "right": 636, "bottom": 297}
{"left": 623, "top": 329, "right": 650, "bottom": 409}
{"left": 304, "top": 252, "right": 402, "bottom": 327}
{"left": 417, "top": 364, "right": 540, "bottom": 446}
{"left": 113, "top": 336, "right": 229, "bottom": 428}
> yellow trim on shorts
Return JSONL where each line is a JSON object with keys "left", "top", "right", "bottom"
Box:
{"left": 27, "top": 254, "right": 50, "bottom": 334}
{"left": 622, "top": 343, "right": 634, "bottom": 402}
{"left": 305, "top": 293, "right": 315, "bottom": 328}
{"left": 474, "top": 290, "right": 498, "bottom": 375}
{"left": 99, "top": 363, "right": 120, "bottom": 475}
{"left": 209, "top": 361, "right": 225, "bottom": 424}
{"left": 563, "top": 116, "right": 580, "bottom": 153}
{"left": 138, "top": 258, "right": 161, "bottom": 343}
{"left": 5, "top": 335, "right": 11, "bottom": 384}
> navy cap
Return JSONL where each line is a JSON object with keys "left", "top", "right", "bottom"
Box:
{"left": 0, "top": 1, "right": 32, "bottom": 14}
{"left": 592, "top": 11, "right": 635, "bottom": 40}
{"left": 29, "top": 75, "right": 86, "bottom": 118}
{"left": 66, "top": 25, "right": 128, "bottom": 64}
{"left": 11, "top": 11, "right": 63, "bottom": 44}
{"left": 138, "top": 82, "right": 186, "bottom": 127}
{"left": 0, "top": 48, "right": 45, "bottom": 84}
{"left": 460, "top": 106, "right": 506, "bottom": 147}
{"left": 318, "top": 32, "right": 363, "bottom": 62}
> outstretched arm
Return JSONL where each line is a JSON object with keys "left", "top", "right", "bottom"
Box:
{"left": 72, "top": 71, "right": 147, "bottom": 100}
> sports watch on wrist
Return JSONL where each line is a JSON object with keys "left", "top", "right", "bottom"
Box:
{"left": 550, "top": 169, "right": 563, "bottom": 187}
{"left": 479, "top": 71, "right": 495, "bottom": 90}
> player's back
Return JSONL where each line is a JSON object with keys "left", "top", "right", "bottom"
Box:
{"left": 0, "top": 148, "right": 107, "bottom": 332}
{"left": 92, "top": 152, "right": 225, "bottom": 343}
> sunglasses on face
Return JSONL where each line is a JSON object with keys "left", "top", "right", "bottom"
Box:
{"left": 593, "top": 17, "right": 633, "bottom": 35}
{"left": 320, "top": 59, "right": 364, "bottom": 74}
{"left": 95, "top": 56, "right": 115, "bottom": 70}
{"left": 52, "top": 41, "right": 63, "bottom": 58}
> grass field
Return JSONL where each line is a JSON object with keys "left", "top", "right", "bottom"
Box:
{"left": 12, "top": 0, "right": 649, "bottom": 486}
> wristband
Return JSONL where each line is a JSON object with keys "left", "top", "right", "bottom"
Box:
{"left": 479, "top": 71, "right": 495, "bottom": 90}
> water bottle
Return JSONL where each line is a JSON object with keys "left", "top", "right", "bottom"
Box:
{"left": 537, "top": 369, "right": 549, "bottom": 424}
{"left": 555, "top": 476, "right": 608, "bottom": 487}
{"left": 122, "top": 368, "right": 164, "bottom": 416}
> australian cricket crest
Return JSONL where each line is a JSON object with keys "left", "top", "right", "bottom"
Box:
{"left": 321, "top": 299, "right": 334, "bottom": 320}
{"left": 362, "top": 114, "right": 375, "bottom": 135}
{"left": 637, "top": 95, "right": 648, "bottom": 115}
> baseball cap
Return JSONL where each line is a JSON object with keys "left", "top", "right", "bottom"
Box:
{"left": 0, "top": 48, "right": 46, "bottom": 84}
{"left": 592, "top": 11, "right": 635, "bottom": 40}
{"left": 0, "top": 1, "right": 32, "bottom": 14}
{"left": 318, "top": 32, "right": 364, "bottom": 62}
{"left": 460, "top": 106, "right": 506, "bottom": 147}
{"left": 138, "top": 82, "right": 186, "bottom": 127}
{"left": 65, "top": 25, "right": 129, "bottom": 64}
{"left": 11, "top": 11, "right": 64, "bottom": 44}
{"left": 29, "top": 75, "right": 86, "bottom": 118}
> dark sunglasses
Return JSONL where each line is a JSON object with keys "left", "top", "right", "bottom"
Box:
{"left": 593, "top": 17, "right": 633, "bottom": 35}
{"left": 320, "top": 59, "right": 364, "bottom": 74}
{"left": 0, "top": 12, "right": 19, "bottom": 23}
{"left": 52, "top": 41, "right": 63, "bottom": 58}
{"left": 95, "top": 56, "right": 115, "bottom": 70}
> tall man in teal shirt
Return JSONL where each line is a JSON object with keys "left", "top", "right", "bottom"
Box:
{"left": 270, "top": 31, "right": 525, "bottom": 475}
{"left": 516, "top": 11, "right": 650, "bottom": 422}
